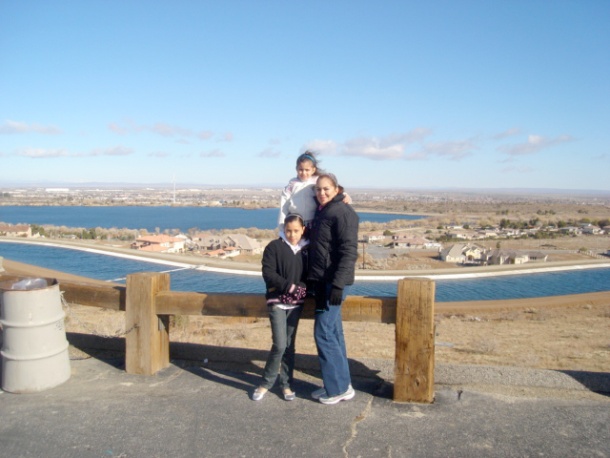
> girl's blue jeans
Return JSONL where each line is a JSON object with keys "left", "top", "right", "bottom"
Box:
{"left": 260, "top": 304, "right": 302, "bottom": 390}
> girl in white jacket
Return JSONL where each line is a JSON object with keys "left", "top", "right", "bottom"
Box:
{"left": 278, "top": 151, "right": 322, "bottom": 234}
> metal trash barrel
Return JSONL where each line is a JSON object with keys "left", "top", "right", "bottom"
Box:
{"left": 0, "top": 276, "right": 71, "bottom": 393}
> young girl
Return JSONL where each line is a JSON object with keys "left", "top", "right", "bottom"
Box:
{"left": 253, "top": 213, "right": 309, "bottom": 401}
{"left": 278, "top": 151, "right": 350, "bottom": 235}
{"left": 278, "top": 151, "right": 321, "bottom": 234}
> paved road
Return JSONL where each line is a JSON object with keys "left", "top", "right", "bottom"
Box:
{"left": 1, "top": 348, "right": 608, "bottom": 458}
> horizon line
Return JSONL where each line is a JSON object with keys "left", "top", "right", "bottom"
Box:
{"left": 2, "top": 182, "right": 610, "bottom": 195}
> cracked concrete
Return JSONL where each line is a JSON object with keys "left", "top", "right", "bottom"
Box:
{"left": 343, "top": 395, "right": 373, "bottom": 457}
{"left": 1, "top": 356, "right": 608, "bottom": 457}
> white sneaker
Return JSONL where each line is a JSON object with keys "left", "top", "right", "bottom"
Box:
{"left": 312, "top": 384, "right": 353, "bottom": 400}
{"left": 252, "top": 387, "right": 267, "bottom": 401}
{"left": 319, "top": 386, "right": 355, "bottom": 405}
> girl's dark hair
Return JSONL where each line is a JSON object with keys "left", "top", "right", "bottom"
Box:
{"left": 284, "top": 213, "right": 305, "bottom": 227}
{"left": 296, "top": 150, "right": 324, "bottom": 175}
{"left": 316, "top": 173, "right": 345, "bottom": 194}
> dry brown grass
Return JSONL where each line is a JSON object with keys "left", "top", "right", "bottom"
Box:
{"left": 63, "top": 301, "right": 610, "bottom": 373}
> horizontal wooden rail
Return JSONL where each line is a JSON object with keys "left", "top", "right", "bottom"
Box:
{"left": 60, "top": 280, "right": 126, "bottom": 311}
{"left": 54, "top": 281, "right": 399, "bottom": 323}
{"left": 154, "top": 291, "right": 397, "bottom": 322}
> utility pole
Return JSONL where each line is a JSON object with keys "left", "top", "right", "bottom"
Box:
{"left": 361, "top": 240, "right": 366, "bottom": 269}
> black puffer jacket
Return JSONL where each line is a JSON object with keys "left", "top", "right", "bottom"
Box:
{"left": 262, "top": 238, "right": 308, "bottom": 301}
{"left": 307, "top": 194, "right": 359, "bottom": 289}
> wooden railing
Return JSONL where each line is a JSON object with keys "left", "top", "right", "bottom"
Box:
{"left": 40, "top": 272, "right": 436, "bottom": 403}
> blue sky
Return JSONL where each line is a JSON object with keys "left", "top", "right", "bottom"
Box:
{"left": 1, "top": 1, "right": 609, "bottom": 190}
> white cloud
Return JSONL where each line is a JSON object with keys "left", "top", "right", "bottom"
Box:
{"left": 151, "top": 122, "right": 192, "bottom": 137}
{"left": 200, "top": 149, "right": 225, "bottom": 158}
{"left": 17, "top": 148, "right": 70, "bottom": 158}
{"left": 343, "top": 137, "right": 405, "bottom": 160}
{"left": 258, "top": 148, "right": 281, "bottom": 158}
{"left": 109, "top": 120, "right": 218, "bottom": 141}
{"left": 305, "top": 129, "right": 433, "bottom": 161}
{"left": 498, "top": 134, "right": 573, "bottom": 156}
{"left": 106, "top": 146, "right": 134, "bottom": 156}
{"left": 415, "top": 139, "right": 477, "bottom": 161}
{"left": 387, "top": 128, "right": 433, "bottom": 144}
{"left": 17, "top": 146, "right": 134, "bottom": 158}
{"left": 149, "top": 151, "right": 170, "bottom": 158}
{"left": 404, "top": 150, "right": 429, "bottom": 160}
{"left": 89, "top": 146, "right": 134, "bottom": 156}
{"left": 197, "top": 130, "right": 213, "bottom": 140}
{"left": 492, "top": 128, "right": 521, "bottom": 140}
{"left": 0, "top": 120, "right": 61, "bottom": 135}
{"left": 108, "top": 120, "right": 143, "bottom": 135}
{"left": 302, "top": 139, "right": 339, "bottom": 156}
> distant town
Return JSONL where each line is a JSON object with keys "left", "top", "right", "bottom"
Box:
{"left": 1, "top": 184, "right": 610, "bottom": 211}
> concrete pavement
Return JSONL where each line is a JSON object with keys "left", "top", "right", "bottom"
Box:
{"left": 1, "top": 336, "right": 609, "bottom": 458}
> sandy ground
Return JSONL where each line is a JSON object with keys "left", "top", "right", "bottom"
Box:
{"left": 2, "top": 258, "right": 608, "bottom": 374}
{"left": 58, "top": 299, "right": 609, "bottom": 373}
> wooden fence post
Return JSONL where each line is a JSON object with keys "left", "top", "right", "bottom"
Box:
{"left": 125, "top": 272, "right": 170, "bottom": 375}
{"left": 394, "top": 278, "right": 435, "bottom": 403}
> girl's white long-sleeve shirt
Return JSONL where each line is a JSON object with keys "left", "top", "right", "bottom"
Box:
{"left": 278, "top": 176, "right": 317, "bottom": 229}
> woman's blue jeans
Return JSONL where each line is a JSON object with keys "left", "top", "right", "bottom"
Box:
{"left": 260, "top": 305, "right": 302, "bottom": 390}
{"left": 314, "top": 284, "right": 351, "bottom": 397}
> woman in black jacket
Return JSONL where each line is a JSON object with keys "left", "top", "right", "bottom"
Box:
{"left": 307, "top": 173, "right": 359, "bottom": 405}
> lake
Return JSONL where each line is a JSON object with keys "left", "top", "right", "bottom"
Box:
{"left": 0, "top": 205, "right": 424, "bottom": 232}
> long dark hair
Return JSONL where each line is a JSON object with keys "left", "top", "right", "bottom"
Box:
{"left": 316, "top": 172, "right": 345, "bottom": 194}
{"left": 284, "top": 213, "right": 305, "bottom": 227}
{"left": 296, "top": 151, "right": 324, "bottom": 175}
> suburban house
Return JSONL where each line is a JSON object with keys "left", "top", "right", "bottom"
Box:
{"left": 131, "top": 235, "right": 186, "bottom": 253}
{"left": 580, "top": 224, "right": 603, "bottom": 235}
{"left": 526, "top": 251, "right": 549, "bottom": 263}
{"left": 223, "top": 246, "right": 241, "bottom": 257}
{"left": 560, "top": 226, "right": 582, "bottom": 235}
{"left": 424, "top": 240, "right": 443, "bottom": 249}
{"left": 0, "top": 224, "right": 32, "bottom": 238}
{"left": 190, "top": 233, "right": 262, "bottom": 257}
{"left": 499, "top": 229, "right": 521, "bottom": 238}
{"left": 484, "top": 250, "right": 529, "bottom": 265}
{"left": 476, "top": 229, "right": 499, "bottom": 239}
{"left": 203, "top": 247, "right": 240, "bottom": 259}
{"left": 191, "top": 232, "right": 223, "bottom": 251}
{"left": 462, "top": 244, "right": 487, "bottom": 263}
{"left": 203, "top": 249, "right": 225, "bottom": 258}
{"left": 222, "top": 234, "right": 262, "bottom": 255}
{"left": 390, "top": 235, "right": 430, "bottom": 249}
{"left": 483, "top": 250, "right": 548, "bottom": 265}
{"left": 361, "top": 232, "right": 386, "bottom": 244}
{"left": 440, "top": 244, "right": 466, "bottom": 263}
{"left": 446, "top": 230, "right": 472, "bottom": 240}
{"left": 440, "top": 243, "right": 488, "bottom": 264}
